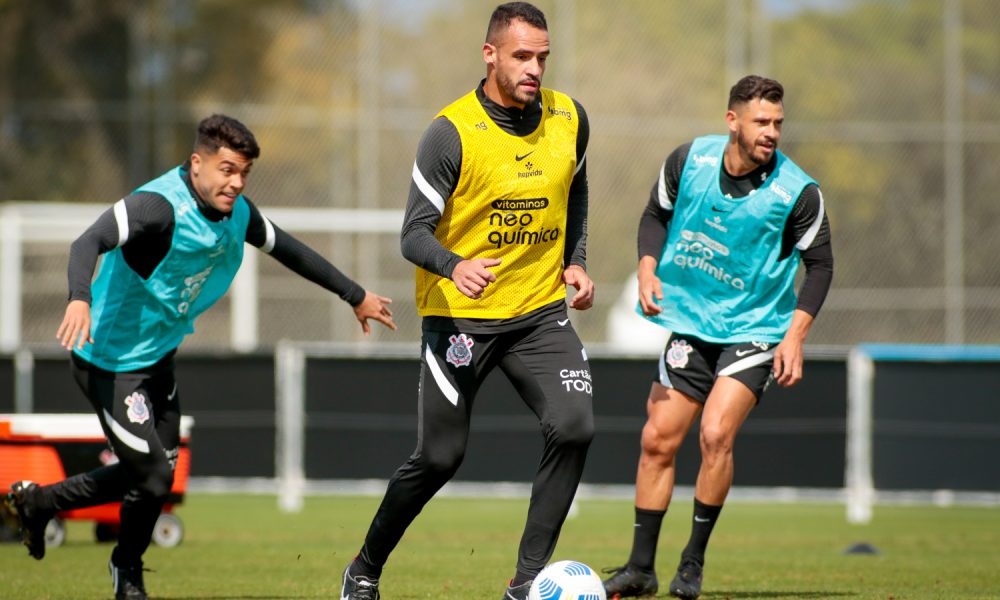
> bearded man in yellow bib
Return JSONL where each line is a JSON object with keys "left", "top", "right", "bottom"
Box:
{"left": 339, "top": 3, "right": 595, "bottom": 599}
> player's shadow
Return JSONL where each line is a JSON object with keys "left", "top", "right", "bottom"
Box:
{"left": 696, "top": 592, "right": 857, "bottom": 599}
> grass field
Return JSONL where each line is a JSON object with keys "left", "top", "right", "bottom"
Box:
{"left": 2, "top": 494, "right": 999, "bottom": 599}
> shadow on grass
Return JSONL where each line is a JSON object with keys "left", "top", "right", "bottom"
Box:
{"left": 156, "top": 596, "right": 315, "bottom": 600}
{"left": 698, "top": 592, "right": 858, "bottom": 599}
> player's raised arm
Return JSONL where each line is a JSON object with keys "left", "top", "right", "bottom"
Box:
{"left": 243, "top": 200, "right": 395, "bottom": 334}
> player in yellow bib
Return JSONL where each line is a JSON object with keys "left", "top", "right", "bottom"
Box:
{"left": 340, "top": 4, "right": 595, "bottom": 600}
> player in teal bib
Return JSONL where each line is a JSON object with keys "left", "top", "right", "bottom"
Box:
{"left": 4, "top": 115, "right": 396, "bottom": 600}
{"left": 77, "top": 165, "right": 251, "bottom": 371}
{"left": 605, "top": 77, "right": 833, "bottom": 600}
{"left": 645, "top": 133, "right": 817, "bottom": 343}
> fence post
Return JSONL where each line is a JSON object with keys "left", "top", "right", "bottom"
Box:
{"left": 846, "top": 346, "right": 874, "bottom": 524}
{"left": 231, "top": 250, "right": 259, "bottom": 352}
{"left": 0, "top": 206, "right": 23, "bottom": 352}
{"left": 275, "top": 340, "right": 306, "bottom": 512}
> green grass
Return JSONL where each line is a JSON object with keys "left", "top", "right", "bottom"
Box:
{"left": 2, "top": 494, "right": 999, "bottom": 599}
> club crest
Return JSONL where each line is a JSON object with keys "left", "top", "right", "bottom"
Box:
{"left": 124, "top": 392, "right": 150, "bottom": 424}
{"left": 666, "top": 339, "right": 694, "bottom": 369}
{"left": 445, "top": 333, "right": 474, "bottom": 367}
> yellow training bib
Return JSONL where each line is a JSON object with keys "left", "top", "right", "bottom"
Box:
{"left": 416, "top": 88, "right": 580, "bottom": 318}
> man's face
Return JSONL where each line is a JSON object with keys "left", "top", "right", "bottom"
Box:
{"left": 189, "top": 147, "right": 253, "bottom": 213}
{"left": 728, "top": 98, "right": 784, "bottom": 167}
{"left": 484, "top": 19, "right": 549, "bottom": 108}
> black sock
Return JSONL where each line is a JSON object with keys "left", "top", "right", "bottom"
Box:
{"left": 627, "top": 506, "right": 666, "bottom": 571}
{"left": 350, "top": 552, "right": 382, "bottom": 580}
{"left": 681, "top": 498, "right": 722, "bottom": 565}
{"left": 512, "top": 570, "right": 534, "bottom": 587}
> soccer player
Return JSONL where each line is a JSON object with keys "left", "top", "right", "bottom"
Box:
{"left": 2, "top": 114, "right": 396, "bottom": 600}
{"left": 338, "top": 3, "right": 595, "bottom": 599}
{"left": 602, "top": 75, "right": 834, "bottom": 599}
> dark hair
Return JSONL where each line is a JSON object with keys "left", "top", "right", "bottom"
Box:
{"left": 728, "top": 75, "right": 784, "bottom": 109}
{"left": 194, "top": 114, "right": 260, "bottom": 159}
{"left": 486, "top": 2, "right": 547, "bottom": 44}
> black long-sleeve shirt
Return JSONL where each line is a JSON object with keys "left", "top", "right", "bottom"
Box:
{"left": 638, "top": 142, "right": 833, "bottom": 317}
{"left": 68, "top": 164, "right": 365, "bottom": 307}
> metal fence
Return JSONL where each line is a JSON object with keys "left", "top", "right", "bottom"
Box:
{"left": 1, "top": 0, "right": 997, "bottom": 351}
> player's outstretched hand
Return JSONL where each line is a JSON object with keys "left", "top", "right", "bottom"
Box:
{"left": 637, "top": 269, "right": 664, "bottom": 316}
{"left": 564, "top": 265, "right": 594, "bottom": 311}
{"left": 451, "top": 258, "right": 501, "bottom": 300}
{"left": 56, "top": 299, "right": 93, "bottom": 350}
{"left": 353, "top": 291, "right": 396, "bottom": 336}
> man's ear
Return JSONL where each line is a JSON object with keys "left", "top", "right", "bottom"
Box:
{"left": 725, "top": 110, "right": 739, "bottom": 134}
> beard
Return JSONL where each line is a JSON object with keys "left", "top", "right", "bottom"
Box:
{"left": 737, "top": 128, "right": 775, "bottom": 166}
{"left": 497, "top": 68, "right": 539, "bottom": 105}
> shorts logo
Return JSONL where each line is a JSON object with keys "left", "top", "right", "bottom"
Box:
{"left": 666, "top": 339, "right": 694, "bottom": 369}
{"left": 752, "top": 342, "right": 771, "bottom": 351}
{"left": 445, "top": 333, "right": 475, "bottom": 368}
{"left": 124, "top": 392, "right": 150, "bottom": 424}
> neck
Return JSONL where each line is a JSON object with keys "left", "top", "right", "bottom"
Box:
{"left": 483, "top": 74, "right": 525, "bottom": 109}
{"left": 723, "top": 141, "right": 758, "bottom": 177}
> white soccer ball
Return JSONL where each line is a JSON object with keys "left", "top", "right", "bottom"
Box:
{"left": 529, "top": 560, "right": 607, "bottom": 600}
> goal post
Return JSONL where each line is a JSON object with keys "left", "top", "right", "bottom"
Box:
{"left": 845, "top": 343, "right": 1000, "bottom": 524}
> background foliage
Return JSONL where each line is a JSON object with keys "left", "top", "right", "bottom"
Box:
{"left": 2, "top": 0, "right": 998, "bottom": 348}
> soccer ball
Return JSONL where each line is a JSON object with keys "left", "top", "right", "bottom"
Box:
{"left": 529, "top": 560, "right": 607, "bottom": 600}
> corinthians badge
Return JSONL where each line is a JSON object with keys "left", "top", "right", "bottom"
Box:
{"left": 445, "top": 333, "right": 474, "bottom": 368}
{"left": 124, "top": 392, "right": 150, "bottom": 424}
{"left": 665, "top": 339, "right": 694, "bottom": 369}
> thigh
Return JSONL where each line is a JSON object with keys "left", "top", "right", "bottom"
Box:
{"left": 499, "top": 320, "right": 593, "bottom": 424}
{"left": 73, "top": 358, "right": 172, "bottom": 472}
{"left": 150, "top": 369, "right": 181, "bottom": 465}
{"left": 653, "top": 333, "right": 723, "bottom": 403}
{"left": 701, "top": 376, "right": 757, "bottom": 439}
{"left": 716, "top": 341, "right": 775, "bottom": 402}
{"left": 418, "top": 329, "right": 502, "bottom": 448}
{"left": 645, "top": 381, "right": 702, "bottom": 442}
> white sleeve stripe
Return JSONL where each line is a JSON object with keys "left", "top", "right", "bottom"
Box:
{"left": 261, "top": 216, "right": 276, "bottom": 253}
{"left": 573, "top": 151, "right": 587, "bottom": 176}
{"left": 795, "top": 188, "right": 825, "bottom": 251}
{"left": 113, "top": 198, "right": 129, "bottom": 248}
{"left": 657, "top": 163, "right": 673, "bottom": 211}
{"left": 412, "top": 162, "right": 446, "bottom": 214}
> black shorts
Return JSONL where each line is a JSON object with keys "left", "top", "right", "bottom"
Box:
{"left": 652, "top": 332, "right": 775, "bottom": 403}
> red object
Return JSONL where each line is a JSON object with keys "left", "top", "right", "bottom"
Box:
{"left": 0, "top": 414, "right": 192, "bottom": 527}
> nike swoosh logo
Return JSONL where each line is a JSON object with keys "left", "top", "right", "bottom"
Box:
{"left": 515, "top": 151, "right": 535, "bottom": 161}
{"left": 735, "top": 349, "right": 754, "bottom": 357}
{"left": 711, "top": 206, "right": 726, "bottom": 212}
{"left": 694, "top": 516, "right": 712, "bottom": 522}
{"left": 167, "top": 383, "right": 178, "bottom": 401}
{"left": 557, "top": 319, "right": 570, "bottom": 326}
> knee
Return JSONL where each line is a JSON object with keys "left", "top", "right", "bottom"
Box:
{"left": 699, "top": 423, "right": 735, "bottom": 460}
{"left": 134, "top": 460, "right": 174, "bottom": 500}
{"left": 419, "top": 443, "right": 466, "bottom": 479}
{"left": 640, "top": 420, "right": 682, "bottom": 464}
{"left": 546, "top": 410, "right": 595, "bottom": 449}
